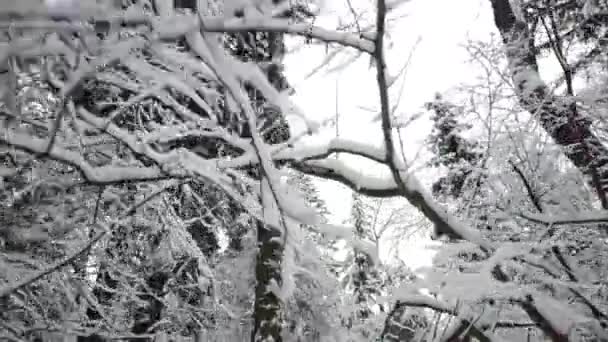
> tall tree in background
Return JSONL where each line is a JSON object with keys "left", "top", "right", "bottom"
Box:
{"left": 349, "top": 193, "right": 375, "bottom": 319}
{"left": 425, "top": 93, "right": 485, "bottom": 239}
{"left": 284, "top": 170, "right": 344, "bottom": 341}
{"left": 289, "top": 171, "right": 330, "bottom": 223}
{"left": 286, "top": 171, "right": 337, "bottom": 265}
{"left": 340, "top": 192, "right": 381, "bottom": 339}
{"left": 426, "top": 93, "right": 483, "bottom": 200}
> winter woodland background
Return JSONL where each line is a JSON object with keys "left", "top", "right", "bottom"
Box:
{"left": 1, "top": 0, "right": 608, "bottom": 341}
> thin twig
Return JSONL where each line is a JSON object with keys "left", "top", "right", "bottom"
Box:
{"left": 0, "top": 179, "right": 180, "bottom": 298}
{"left": 0, "top": 229, "right": 107, "bottom": 298}
{"left": 509, "top": 159, "right": 543, "bottom": 213}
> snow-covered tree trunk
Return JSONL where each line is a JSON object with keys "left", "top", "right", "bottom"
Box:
{"left": 244, "top": 22, "right": 292, "bottom": 342}
{"left": 250, "top": 106, "right": 290, "bottom": 342}
{"left": 252, "top": 180, "right": 285, "bottom": 342}
{"left": 489, "top": 0, "right": 608, "bottom": 207}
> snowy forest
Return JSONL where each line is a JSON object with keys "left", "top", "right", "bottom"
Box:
{"left": 1, "top": 0, "right": 608, "bottom": 341}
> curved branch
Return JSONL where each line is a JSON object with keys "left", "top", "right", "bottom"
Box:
{"left": 373, "top": 0, "right": 492, "bottom": 252}
{"left": 0, "top": 122, "right": 167, "bottom": 184}
{"left": 293, "top": 159, "right": 399, "bottom": 197}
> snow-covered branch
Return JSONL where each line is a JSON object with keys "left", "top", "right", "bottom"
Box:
{"left": 280, "top": 138, "right": 387, "bottom": 164}
{"left": 371, "top": 0, "right": 494, "bottom": 252}
{"left": 0, "top": 120, "right": 167, "bottom": 184}
{"left": 4, "top": 8, "right": 373, "bottom": 53}
{"left": 76, "top": 107, "right": 237, "bottom": 185}
{"left": 389, "top": 293, "right": 504, "bottom": 342}
{"left": 201, "top": 17, "right": 375, "bottom": 53}
{"left": 521, "top": 210, "right": 608, "bottom": 226}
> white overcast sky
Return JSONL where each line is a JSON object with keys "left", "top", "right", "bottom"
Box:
{"left": 283, "top": 0, "right": 500, "bottom": 270}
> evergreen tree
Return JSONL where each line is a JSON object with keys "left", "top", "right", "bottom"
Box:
{"left": 290, "top": 171, "right": 330, "bottom": 221}
{"left": 350, "top": 192, "right": 375, "bottom": 314}
{"left": 340, "top": 192, "right": 380, "bottom": 339}
{"left": 287, "top": 170, "right": 330, "bottom": 243}
{"left": 425, "top": 93, "right": 486, "bottom": 239}
{"left": 282, "top": 170, "right": 347, "bottom": 341}
{"left": 426, "top": 93, "right": 483, "bottom": 200}
{"left": 338, "top": 195, "right": 427, "bottom": 341}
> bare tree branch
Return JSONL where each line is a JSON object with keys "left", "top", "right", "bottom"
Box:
{"left": 374, "top": 0, "right": 492, "bottom": 251}
{"left": 509, "top": 159, "right": 544, "bottom": 213}
{"left": 0, "top": 229, "right": 107, "bottom": 298}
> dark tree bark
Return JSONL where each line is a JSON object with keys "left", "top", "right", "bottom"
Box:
{"left": 489, "top": 0, "right": 608, "bottom": 208}
{"left": 251, "top": 220, "right": 284, "bottom": 342}
{"left": 248, "top": 126, "right": 289, "bottom": 342}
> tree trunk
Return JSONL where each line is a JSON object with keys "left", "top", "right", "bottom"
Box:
{"left": 488, "top": 0, "right": 608, "bottom": 207}
{"left": 250, "top": 177, "right": 285, "bottom": 341}
{"left": 251, "top": 218, "right": 284, "bottom": 342}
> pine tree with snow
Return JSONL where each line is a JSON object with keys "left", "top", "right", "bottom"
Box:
{"left": 282, "top": 170, "right": 345, "bottom": 341}
{"left": 349, "top": 192, "right": 376, "bottom": 309}
{"left": 425, "top": 93, "right": 487, "bottom": 239}
{"left": 290, "top": 171, "right": 330, "bottom": 222}
{"left": 426, "top": 93, "right": 483, "bottom": 200}
{"left": 339, "top": 192, "right": 381, "bottom": 338}
{"left": 286, "top": 169, "right": 336, "bottom": 250}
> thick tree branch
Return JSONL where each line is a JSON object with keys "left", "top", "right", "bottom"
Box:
{"left": 1, "top": 11, "right": 374, "bottom": 53}
{"left": 521, "top": 211, "right": 608, "bottom": 227}
{"left": 200, "top": 16, "right": 374, "bottom": 53}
